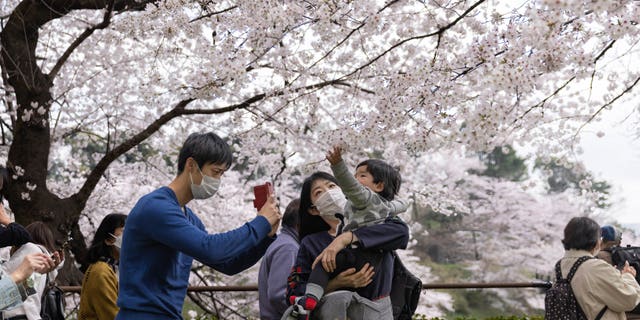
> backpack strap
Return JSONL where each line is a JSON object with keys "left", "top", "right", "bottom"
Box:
{"left": 37, "top": 245, "right": 53, "bottom": 286}
{"left": 595, "top": 306, "right": 608, "bottom": 320}
{"left": 554, "top": 260, "right": 562, "bottom": 281}
{"left": 566, "top": 256, "right": 592, "bottom": 282}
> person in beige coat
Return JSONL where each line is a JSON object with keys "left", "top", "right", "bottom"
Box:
{"left": 560, "top": 217, "right": 640, "bottom": 320}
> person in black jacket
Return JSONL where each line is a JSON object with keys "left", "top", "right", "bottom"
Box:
{"left": 0, "top": 165, "right": 32, "bottom": 248}
{"left": 0, "top": 205, "right": 32, "bottom": 248}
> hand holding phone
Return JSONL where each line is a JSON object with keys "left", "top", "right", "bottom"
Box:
{"left": 254, "top": 183, "right": 281, "bottom": 236}
{"left": 253, "top": 182, "right": 274, "bottom": 210}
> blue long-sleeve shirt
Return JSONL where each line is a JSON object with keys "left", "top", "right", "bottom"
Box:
{"left": 287, "top": 217, "right": 409, "bottom": 302}
{"left": 116, "top": 187, "right": 275, "bottom": 320}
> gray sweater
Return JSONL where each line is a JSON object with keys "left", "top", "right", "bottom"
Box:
{"left": 258, "top": 226, "right": 299, "bottom": 319}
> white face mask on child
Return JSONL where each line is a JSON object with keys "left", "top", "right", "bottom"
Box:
{"left": 314, "top": 188, "right": 347, "bottom": 218}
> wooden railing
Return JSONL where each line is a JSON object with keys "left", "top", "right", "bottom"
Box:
{"left": 59, "top": 281, "right": 552, "bottom": 293}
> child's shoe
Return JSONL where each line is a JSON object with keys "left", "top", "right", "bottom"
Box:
{"left": 288, "top": 295, "right": 319, "bottom": 320}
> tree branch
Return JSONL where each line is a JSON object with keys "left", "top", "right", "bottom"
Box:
{"left": 48, "top": 0, "right": 116, "bottom": 79}
{"left": 342, "top": 0, "right": 486, "bottom": 79}
{"left": 578, "top": 74, "right": 640, "bottom": 133}
{"left": 189, "top": 5, "right": 238, "bottom": 23}
{"left": 73, "top": 98, "right": 194, "bottom": 204}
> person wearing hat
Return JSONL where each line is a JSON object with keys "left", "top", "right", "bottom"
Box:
{"left": 596, "top": 225, "right": 622, "bottom": 265}
{"left": 595, "top": 224, "right": 640, "bottom": 319}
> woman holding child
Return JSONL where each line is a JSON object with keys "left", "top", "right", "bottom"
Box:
{"left": 285, "top": 168, "right": 409, "bottom": 320}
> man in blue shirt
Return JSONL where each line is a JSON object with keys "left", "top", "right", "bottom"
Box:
{"left": 116, "top": 132, "right": 281, "bottom": 320}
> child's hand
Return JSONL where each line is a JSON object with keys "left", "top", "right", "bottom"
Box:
{"left": 326, "top": 145, "right": 343, "bottom": 165}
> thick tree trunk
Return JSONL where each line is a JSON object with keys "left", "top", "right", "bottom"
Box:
{"left": 1, "top": 0, "right": 94, "bottom": 284}
{"left": 0, "top": 0, "right": 170, "bottom": 285}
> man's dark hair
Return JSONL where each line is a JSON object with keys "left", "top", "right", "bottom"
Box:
{"left": 282, "top": 198, "right": 300, "bottom": 229}
{"left": 85, "top": 213, "right": 127, "bottom": 268}
{"left": 177, "top": 132, "right": 233, "bottom": 174}
{"left": 562, "top": 216, "right": 600, "bottom": 251}
{"left": 298, "top": 171, "right": 336, "bottom": 241}
{"left": 356, "top": 159, "right": 402, "bottom": 201}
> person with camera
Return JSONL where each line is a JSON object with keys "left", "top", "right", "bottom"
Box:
{"left": 596, "top": 224, "right": 640, "bottom": 319}
{"left": 556, "top": 217, "right": 640, "bottom": 319}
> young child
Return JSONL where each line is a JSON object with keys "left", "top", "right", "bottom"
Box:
{"left": 289, "top": 146, "right": 408, "bottom": 318}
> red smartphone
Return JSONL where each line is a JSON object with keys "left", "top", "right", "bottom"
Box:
{"left": 253, "top": 182, "right": 274, "bottom": 210}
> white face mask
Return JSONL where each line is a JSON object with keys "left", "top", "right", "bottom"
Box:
{"left": 190, "top": 164, "right": 221, "bottom": 199}
{"left": 109, "top": 233, "right": 123, "bottom": 250}
{"left": 314, "top": 188, "right": 347, "bottom": 219}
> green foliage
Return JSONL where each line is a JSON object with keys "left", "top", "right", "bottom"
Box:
{"left": 534, "top": 157, "right": 611, "bottom": 208}
{"left": 182, "top": 298, "right": 217, "bottom": 320}
{"left": 469, "top": 146, "right": 528, "bottom": 182}
{"left": 424, "top": 260, "right": 472, "bottom": 282}
{"left": 422, "top": 259, "right": 545, "bottom": 318}
{"left": 415, "top": 206, "right": 463, "bottom": 231}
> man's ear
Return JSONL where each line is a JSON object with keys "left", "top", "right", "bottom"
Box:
{"left": 187, "top": 157, "right": 196, "bottom": 169}
{"left": 104, "top": 238, "right": 115, "bottom": 246}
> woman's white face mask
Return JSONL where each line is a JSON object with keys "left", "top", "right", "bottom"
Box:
{"left": 109, "top": 233, "right": 123, "bottom": 250}
{"left": 313, "top": 188, "right": 347, "bottom": 219}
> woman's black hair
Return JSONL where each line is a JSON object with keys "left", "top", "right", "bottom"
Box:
{"left": 85, "top": 213, "right": 127, "bottom": 266}
{"left": 562, "top": 216, "right": 600, "bottom": 251}
{"left": 298, "top": 172, "right": 337, "bottom": 241}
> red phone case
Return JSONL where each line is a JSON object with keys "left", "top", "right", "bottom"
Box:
{"left": 253, "top": 182, "right": 274, "bottom": 210}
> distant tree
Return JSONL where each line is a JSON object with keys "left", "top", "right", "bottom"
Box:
{"left": 470, "top": 146, "right": 528, "bottom": 182}
{"left": 534, "top": 157, "right": 611, "bottom": 208}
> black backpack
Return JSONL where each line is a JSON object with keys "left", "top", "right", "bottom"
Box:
{"left": 545, "top": 256, "right": 607, "bottom": 320}
{"left": 40, "top": 273, "right": 65, "bottom": 320}
{"left": 610, "top": 245, "right": 640, "bottom": 314}
{"left": 390, "top": 252, "right": 422, "bottom": 320}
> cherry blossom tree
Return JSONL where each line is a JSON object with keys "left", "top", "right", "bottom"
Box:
{"left": 0, "top": 0, "right": 638, "bottom": 313}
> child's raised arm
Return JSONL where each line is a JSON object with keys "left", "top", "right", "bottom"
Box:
{"left": 326, "top": 145, "right": 343, "bottom": 165}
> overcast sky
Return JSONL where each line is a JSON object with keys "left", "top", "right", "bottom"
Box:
{"left": 580, "top": 103, "right": 639, "bottom": 225}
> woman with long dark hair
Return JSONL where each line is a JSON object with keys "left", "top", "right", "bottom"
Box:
{"left": 286, "top": 171, "right": 409, "bottom": 319}
{"left": 78, "top": 213, "right": 127, "bottom": 320}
